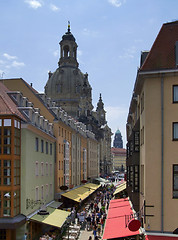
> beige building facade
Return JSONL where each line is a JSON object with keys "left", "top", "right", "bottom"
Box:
{"left": 126, "top": 21, "right": 178, "bottom": 236}
{"left": 111, "top": 147, "right": 126, "bottom": 172}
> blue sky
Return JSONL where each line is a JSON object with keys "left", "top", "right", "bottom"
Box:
{"left": 0, "top": 0, "right": 178, "bottom": 146}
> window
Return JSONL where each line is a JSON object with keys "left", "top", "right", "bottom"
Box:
{"left": 134, "top": 165, "right": 139, "bottom": 192}
{"left": 3, "top": 191, "right": 11, "bottom": 216}
{"left": 59, "top": 127, "right": 60, "bottom": 136}
{"left": 3, "top": 160, "right": 11, "bottom": 186}
{"left": 50, "top": 143, "right": 52, "bottom": 155}
{"left": 134, "top": 131, "right": 140, "bottom": 152}
{"left": 41, "top": 185, "right": 44, "bottom": 200}
{"left": 41, "top": 162, "right": 44, "bottom": 176}
{"left": 173, "top": 165, "right": 178, "bottom": 198}
{"left": 4, "top": 119, "right": 11, "bottom": 127}
{"left": 35, "top": 138, "right": 39, "bottom": 152}
{"left": 141, "top": 127, "right": 144, "bottom": 145}
{"left": 173, "top": 85, "right": 178, "bottom": 103}
{"left": 46, "top": 142, "right": 48, "bottom": 154}
{"left": 46, "top": 163, "right": 48, "bottom": 176}
{"left": 173, "top": 123, "right": 178, "bottom": 140}
{"left": 50, "top": 163, "right": 52, "bottom": 176}
{"left": 59, "top": 144, "right": 61, "bottom": 153}
{"left": 35, "top": 187, "right": 39, "bottom": 201}
{"left": 46, "top": 184, "right": 48, "bottom": 199}
{"left": 14, "top": 159, "right": 20, "bottom": 186}
{"left": 41, "top": 140, "right": 44, "bottom": 153}
{"left": 3, "top": 127, "right": 11, "bottom": 155}
{"left": 35, "top": 162, "right": 39, "bottom": 176}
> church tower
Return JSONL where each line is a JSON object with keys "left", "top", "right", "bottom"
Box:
{"left": 113, "top": 129, "right": 123, "bottom": 148}
{"left": 45, "top": 22, "right": 93, "bottom": 118}
{"left": 96, "top": 93, "right": 106, "bottom": 126}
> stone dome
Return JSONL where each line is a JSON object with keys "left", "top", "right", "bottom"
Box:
{"left": 45, "top": 67, "right": 90, "bottom": 101}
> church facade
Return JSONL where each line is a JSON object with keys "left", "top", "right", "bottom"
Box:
{"left": 45, "top": 24, "right": 112, "bottom": 176}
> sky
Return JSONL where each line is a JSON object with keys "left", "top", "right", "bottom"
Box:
{"left": 0, "top": 0, "right": 178, "bottom": 147}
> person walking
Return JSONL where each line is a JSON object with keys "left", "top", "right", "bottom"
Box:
{"left": 93, "top": 224, "right": 97, "bottom": 238}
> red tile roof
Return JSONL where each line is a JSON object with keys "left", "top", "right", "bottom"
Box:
{"left": 141, "top": 21, "right": 178, "bottom": 71}
{"left": 111, "top": 147, "right": 126, "bottom": 154}
{"left": 0, "top": 82, "right": 25, "bottom": 120}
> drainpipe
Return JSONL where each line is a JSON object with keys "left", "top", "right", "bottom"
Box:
{"left": 161, "top": 75, "right": 164, "bottom": 232}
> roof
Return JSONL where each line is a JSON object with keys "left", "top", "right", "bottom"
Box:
{"left": 103, "top": 198, "right": 140, "bottom": 239}
{"left": 116, "top": 129, "right": 121, "bottom": 134}
{"left": 61, "top": 183, "right": 100, "bottom": 202}
{"left": 141, "top": 21, "right": 178, "bottom": 71}
{"left": 30, "top": 207, "right": 70, "bottom": 229}
{"left": 111, "top": 147, "right": 126, "bottom": 154}
{"left": 0, "top": 82, "right": 25, "bottom": 120}
{"left": 113, "top": 181, "right": 126, "bottom": 196}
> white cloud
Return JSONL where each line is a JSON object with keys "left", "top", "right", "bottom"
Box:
{"left": 119, "top": 46, "right": 136, "bottom": 59}
{"left": 108, "top": 0, "right": 126, "bottom": 7}
{"left": 25, "top": 0, "right": 42, "bottom": 9}
{"left": 53, "top": 50, "right": 59, "bottom": 57}
{"left": 3, "top": 53, "right": 17, "bottom": 60}
{"left": 77, "top": 50, "right": 82, "bottom": 57}
{"left": 105, "top": 105, "right": 128, "bottom": 147}
{"left": 50, "top": 4, "right": 60, "bottom": 12}
{"left": 0, "top": 60, "right": 5, "bottom": 64}
{"left": 11, "top": 61, "right": 25, "bottom": 68}
{"left": 82, "top": 28, "right": 99, "bottom": 38}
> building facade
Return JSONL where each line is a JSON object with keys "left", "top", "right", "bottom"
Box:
{"left": 126, "top": 21, "right": 178, "bottom": 235}
{"left": 111, "top": 147, "right": 126, "bottom": 172}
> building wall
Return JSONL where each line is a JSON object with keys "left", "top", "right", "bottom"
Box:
{"left": 87, "top": 137, "right": 99, "bottom": 179}
{"left": 21, "top": 125, "right": 55, "bottom": 216}
{"left": 138, "top": 73, "right": 178, "bottom": 232}
{"left": 112, "top": 153, "right": 126, "bottom": 171}
{"left": 0, "top": 116, "right": 21, "bottom": 218}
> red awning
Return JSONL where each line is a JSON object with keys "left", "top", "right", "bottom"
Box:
{"left": 146, "top": 235, "right": 178, "bottom": 240}
{"left": 103, "top": 198, "right": 140, "bottom": 239}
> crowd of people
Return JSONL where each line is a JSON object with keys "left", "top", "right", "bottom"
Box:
{"left": 77, "top": 184, "right": 115, "bottom": 240}
{"left": 38, "top": 184, "right": 115, "bottom": 240}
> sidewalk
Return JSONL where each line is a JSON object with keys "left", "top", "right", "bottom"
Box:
{"left": 78, "top": 227, "right": 94, "bottom": 240}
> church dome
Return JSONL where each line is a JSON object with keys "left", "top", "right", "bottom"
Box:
{"left": 45, "top": 23, "right": 93, "bottom": 118}
{"left": 116, "top": 129, "right": 121, "bottom": 134}
{"left": 45, "top": 67, "right": 88, "bottom": 101}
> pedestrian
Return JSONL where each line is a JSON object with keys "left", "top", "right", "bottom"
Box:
{"left": 97, "top": 222, "right": 101, "bottom": 237}
{"left": 88, "top": 237, "right": 92, "bottom": 240}
{"left": 93, "top": 224, "right": 97, "bottom": 238}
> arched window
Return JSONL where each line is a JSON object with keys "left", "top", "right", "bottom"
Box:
{"left": 63, "top": 45, "right": 70, "bottom": 57}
